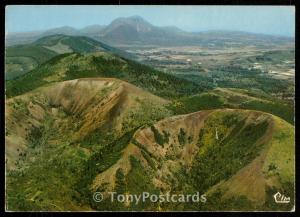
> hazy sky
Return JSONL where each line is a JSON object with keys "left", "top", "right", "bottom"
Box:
{"left": 6, "top": 5, "right": 295, "bottom": 37}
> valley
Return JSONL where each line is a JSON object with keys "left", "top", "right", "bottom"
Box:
{"left": 126, "top": 44, "right": 294, "bottom": 101}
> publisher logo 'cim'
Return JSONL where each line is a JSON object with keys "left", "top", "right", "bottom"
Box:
{"left": 273, "top": 192, "right": 290, "bottom": 204}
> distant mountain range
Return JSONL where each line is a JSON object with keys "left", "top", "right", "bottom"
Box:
{"left": 6, "top": 16, "right": 294, "bottom": 47}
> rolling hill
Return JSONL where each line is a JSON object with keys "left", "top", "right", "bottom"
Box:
{"left": 5, "top": 44, "right": 57, "bottom": 80}
{"left": 6, "top": 51, "right": 204, "bottom": 99}
{"left": 167, "top": 87, "right": 294, "bottom": 124}
{"left": 5, "top": 77, "right": 172, "bottom": 210}
{"left": 5, "top": 78, "right": 171, "bottom": 170}
{"left": 5, "top": 35, "right": 135, "bottom": 80}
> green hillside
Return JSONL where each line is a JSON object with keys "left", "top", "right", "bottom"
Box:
{"left": 33, "top": 34, "right": 135, "bottom": 59}
{"left": 5, "top": 35, "right": 136, "bottom": 80}
{"left": 5, "top": 45, "right": 57, "bottom": 79}
{"left": 167, "top": 88, "right": 294, "bottom": 124}
{"left": 6, "top": 52, "right": 205, "bottom": 99}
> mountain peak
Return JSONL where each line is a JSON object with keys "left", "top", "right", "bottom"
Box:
{"left": 110, "top": 15, "right": 152, "bottom": 27}
{"left": 102, "top": 15, "right": 154, "bottom": 37}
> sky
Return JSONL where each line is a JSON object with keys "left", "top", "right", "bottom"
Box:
{"left": 5, "top": 5, "right": 295, "bottom": 37}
